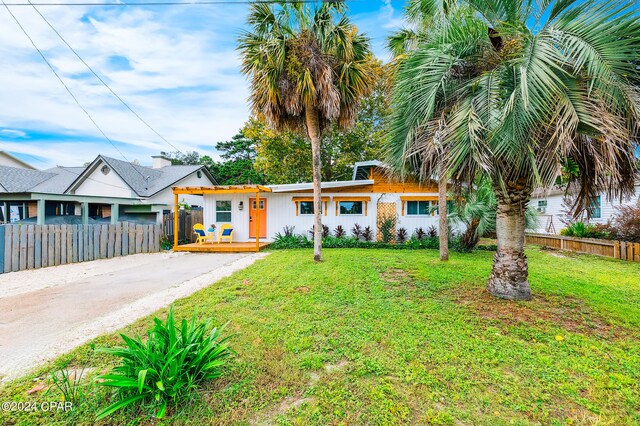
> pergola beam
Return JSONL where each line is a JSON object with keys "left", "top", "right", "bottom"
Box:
{"left": 173, "top": 185, "right": 272, "bottom": 195}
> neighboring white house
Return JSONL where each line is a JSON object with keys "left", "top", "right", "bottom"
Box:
{"left": 529, "top": 183, "right": 640, "bottom": 234}
{"left": 0, "top": 151, "right": 36, "bottom": 170}
{"left": 173, "top": 160, "right": 458, "bottom": 247}
{"left": 0, "top": 153, "right": 216, "bottom": 225}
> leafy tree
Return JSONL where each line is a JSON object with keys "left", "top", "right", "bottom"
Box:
{"left": 239, "top": 1, "right": 375, "bottom": 261}
{"left": 387, "top": 0, "right": 640, "bottom": 300}
{"left": 209, "top": 132, "right": 266, "bottom": 185}
{"left": 251, "top": 62, "right": 391, "bottom": 184}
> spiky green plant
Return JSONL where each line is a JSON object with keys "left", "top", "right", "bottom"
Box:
{"left": 387, "top": 0, "right": 640, "bottom": 300}
{"left": 238, "top": 1, "right": 375, "bottom": 262}
{"left": 95, "top": 308, "right": 232, "bottom": 420}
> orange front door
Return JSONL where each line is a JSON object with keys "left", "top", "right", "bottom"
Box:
{"left": 249, "top": 198, "right": 267, "bottom": 238}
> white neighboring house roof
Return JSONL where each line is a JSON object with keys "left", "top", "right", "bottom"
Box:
{"left": 0, "top": 151, "right": 36, "bottom": 170}
{"left": 269, "top": 180, "right": 375, "bottom": 193}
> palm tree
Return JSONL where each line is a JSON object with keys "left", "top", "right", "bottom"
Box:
{"left": 239, "top": 2, "right": 374, "bottom": 262}
{"left": 388, "top": 0, "right": 640, "bottom": 300}
{"left": 388, "top": 0, "right": 456, "bottom": 262}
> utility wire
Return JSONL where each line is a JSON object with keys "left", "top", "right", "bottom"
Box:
{"left": 28, "top": 0, "right": 186, "bottom": 156}
{"left": 3, "top": 0, "right": 350, "bottom": 5}
{"left": 1, "top": 0, "right": 150, "bottom": 183}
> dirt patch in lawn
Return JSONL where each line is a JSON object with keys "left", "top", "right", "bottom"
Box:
{"left": 380, "top": 268, "right": 416, "bottom": 290}
{"left": 452, "top": 287, "right": 624, "bottom": 339}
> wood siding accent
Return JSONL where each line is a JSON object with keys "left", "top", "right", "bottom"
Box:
{"left": 0, "top": 222, "right": 161, "bottom": 274}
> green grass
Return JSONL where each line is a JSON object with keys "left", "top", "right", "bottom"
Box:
{"left": 1, "top": 247, "right": 639, "bottom": 425}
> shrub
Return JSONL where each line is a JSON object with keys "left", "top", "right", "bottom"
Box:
{"left": 334, "top": 225, "right": 346, "bottom": 238}
{"left": 272, "top": 229, "right": 311, "bottom": 249}
{"left": 560, "top": 221, "right": 607, "bottom": 239}
{"left": 96, "top": 308, "right": 232, "bottom": 420}
{"left": 159, "top": 236, "right": 172, "bottom": 251}
{"left": 362, "top": 226, "right": 373, "bottom": 242}
{"left": 396, "top": 228, "right": 408, "bottom": 244}
{"left": 414, "top": 227, "right": 426, "bottom": 240}
{"left": 426, "top": 225, "right": 438, "bottom": 239}
{"left": 281, "top": 225, "right": 296, "bottom": 237}
{"left": 351, "top": 224, "right": 363, "bottom": 239}
{"left": 308, "top": 225, "right": 330, "bottom": 239}
{"left": 379, "top": 217, "right": 395, "bottom": 243}
{"left": 609, "top": 205, "right": 640, "bottom": 242}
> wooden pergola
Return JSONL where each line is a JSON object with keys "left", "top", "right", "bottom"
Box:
{"left": 172, "top": 185, "right": 272, "bottom": 251}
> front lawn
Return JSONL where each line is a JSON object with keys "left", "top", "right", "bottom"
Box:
{"left": 2, "top": 248, "right": 639, "bottom": 425}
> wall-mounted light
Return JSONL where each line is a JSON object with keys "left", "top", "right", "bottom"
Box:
{"left": 238, "top": 201, "right": 244, "bottom": 211}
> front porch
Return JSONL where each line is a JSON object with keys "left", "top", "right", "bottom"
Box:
{"left": 173, "top": 241, "right": 271, "bottom": 253}
{"left": 171, "top": 184, "right": 272, "bottom": 253}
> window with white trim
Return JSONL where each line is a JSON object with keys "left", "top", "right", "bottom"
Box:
{"left": 590, "top": 196, "right": 601, "bottom": 219}
{"left": 299, "top": 201, "right": 314, "bottom": 215}
{"left": 407, "top": 200, "right": 430, "bottom": 216}
{"left": 216, "top": 200, "right": 232, "bottom": 222}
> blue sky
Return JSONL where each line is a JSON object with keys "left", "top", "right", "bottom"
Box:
{"left": 0, "top": 0, "right": 405, "bottom": 169}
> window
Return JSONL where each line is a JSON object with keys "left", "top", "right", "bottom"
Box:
{"left": 537, "top": 200, "right": 548, "bottom": 213}
{"left": 407, "top": 200, "right": 430, "bottom": 216}
{"left": 339, "top": 201, "right": 363, "bottom": 215}
{"left": 299, "top": 201, "right": 314, "bottom": 215}
{"left": 590, "top": 196, "right": 601, "bottom": 219}
{"left": 216, "top": 200, "right": 232, "bottom": 222}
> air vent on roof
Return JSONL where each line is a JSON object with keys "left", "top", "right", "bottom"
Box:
{"left": 101, "top": 165, "right": 111, "bottom": 175}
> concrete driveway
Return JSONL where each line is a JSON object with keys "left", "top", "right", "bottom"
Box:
{"left": 0, "top": 251, "right": 268, "bottom": 381}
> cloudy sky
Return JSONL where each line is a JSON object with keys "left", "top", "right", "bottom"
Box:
{"left": 0, "top": 0, "right": 405, "bottom": 169}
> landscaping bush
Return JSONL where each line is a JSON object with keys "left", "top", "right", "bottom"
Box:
{"left": 334, "top": 225, "right": 346, "bottom": 238}
{"left": 414, "top": 227, "right": 427, "bottom": 240}
{"left": 379, "top": 217, "right": 395, "bottom": 243}
{"left": 308, "top": 225, "right": 330, "bottom": 239}
{"left": 560, "top": 221, "right": 608, "bottom": 239}
{"left": 362, "top": 226, "right": 373, "bottom": 242}
{"left": 96, "top": 308, "right": 232, "bottom": 420}
{"left": 426, "top": 225, "right": 438, "bottom": 239}
{"left": 272, "top": 231, "right": 312, "bottom": 249}
{"left": 351, "top": 223, "right": 363, "bottom": 239}
{"left": 396, "top": 227, "right": 407, "bottom": 244}
{"left": 608, "top": 205, "right": 640, "bottom": 243}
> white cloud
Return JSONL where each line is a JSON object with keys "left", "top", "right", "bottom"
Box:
{"left": 0, "top": 3, "right": 249, "bottom": 167}
{"left": 0, "top": 129, "right": 27, "bottom": 138}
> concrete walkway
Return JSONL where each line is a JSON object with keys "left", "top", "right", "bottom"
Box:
{"left": 0, "top": 251, "right": 268, "bottom": 381}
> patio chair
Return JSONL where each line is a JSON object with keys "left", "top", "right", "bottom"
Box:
{"left": 193, "top": 223, "right": 208, "bottom": 245}
{"left": 218, "top": 224, "right": 234, "bottom": 244}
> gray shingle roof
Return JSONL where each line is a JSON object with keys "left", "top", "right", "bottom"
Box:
{"left": 31, "top": 167, "right": 86, "bottom": 193}
{"left": 0, "top": 166, "right": 55, "bottom": 192}
{"left": 0, "top": 155, "right": 215, "bottom": 197}
{"left": 92, "top": 156, "right": 213, "bottom": 197}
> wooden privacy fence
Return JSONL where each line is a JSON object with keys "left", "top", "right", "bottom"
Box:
{"left": 0, "top": 222, "right": 161, "bottom": 274}
{"left": 162, "top": 209, "right": 203, "bottom": 244}
{"left": 526, "top": 233, "right": 640, "bottom": 262}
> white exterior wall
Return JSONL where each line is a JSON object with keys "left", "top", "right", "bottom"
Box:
{"left": 74, "top": 161, "right": 134, "bottom": 198}
{"left": 529, "top": 184, "right": 640, "bottom": 233}
{"left": 0, "top": 152, "right": 34, "bottom": 169}
{"left": 203, "top": 191, "right": 448, "bottom": 242}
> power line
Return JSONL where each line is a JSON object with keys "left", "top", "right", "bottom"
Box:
{"left": 2, "top": 0, "right": 349, "bottom": 6}
{"left": 27, "top": 0, "right": 186, "bottom": 157}
{"left": 1, "top": 0, "right": 150, "bottom": 183}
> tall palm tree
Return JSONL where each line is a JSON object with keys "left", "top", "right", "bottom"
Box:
{"left": 239, "top": 1, "right": 374, "bottom": 262}
{"left": 388, "top": 0, "right": 456, "bottom": 262}
{"left": 388, "top": 0, "right": 640, "bottom": 300}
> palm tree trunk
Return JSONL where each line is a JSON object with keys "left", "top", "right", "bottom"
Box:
{"left": 438, "top": 164, "right": 449, "bottom": 261}
{"left": 487, "top": 181, "right": 532, "bottom": 300}
{"left": 306, "top": 104, "right": 323, "bottom": 262}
